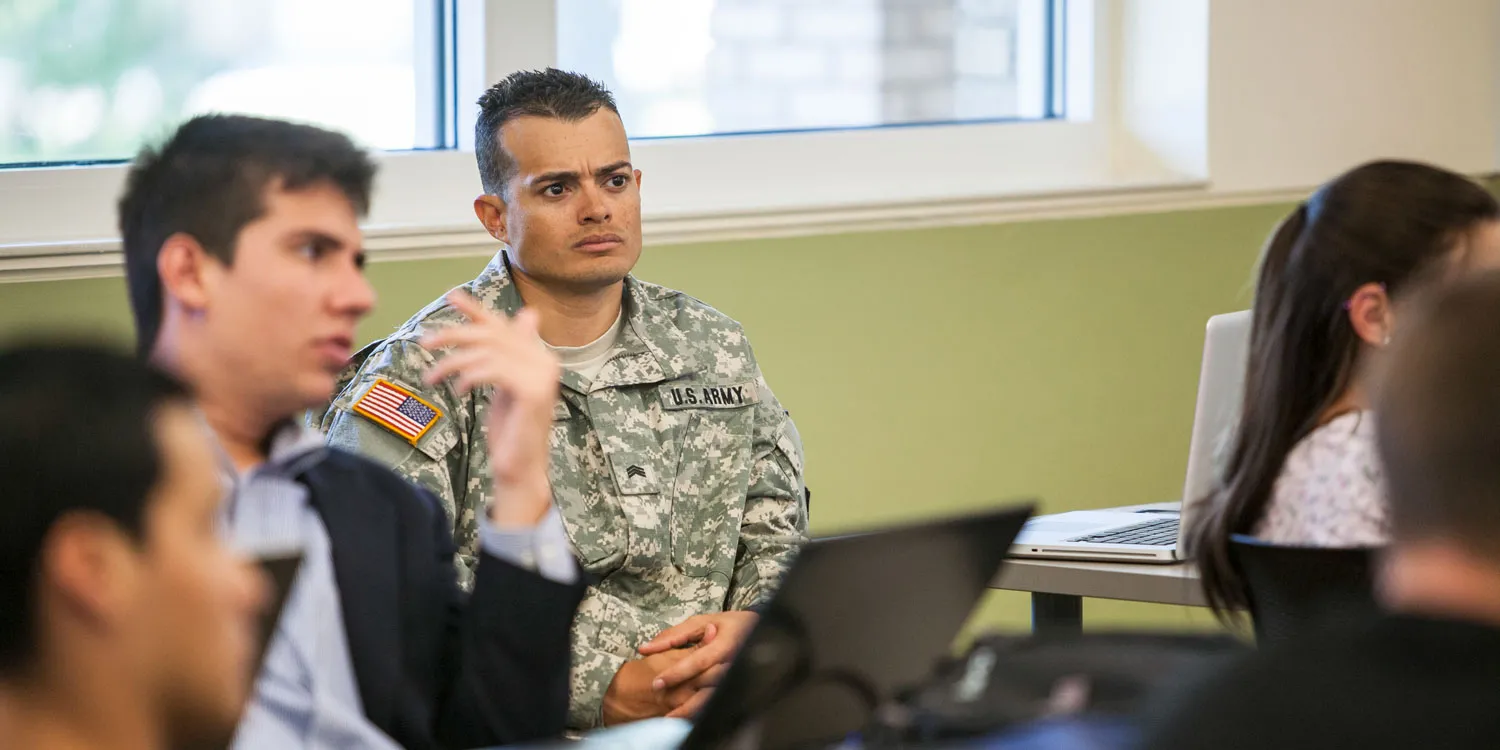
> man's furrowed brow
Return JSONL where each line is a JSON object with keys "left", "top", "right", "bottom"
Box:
{"left": 529, "top": 160, "right": 632, "bottom": 185}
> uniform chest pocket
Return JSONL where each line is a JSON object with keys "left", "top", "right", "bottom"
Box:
{"left": 549, "top": 418, "right": 631, "bottom": 576}
{"left": 669, "top": 409, "right": 754, "bottom": 581}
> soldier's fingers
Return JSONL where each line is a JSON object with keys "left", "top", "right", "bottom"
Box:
{"left": 421, "top": 325, "right": 476, "bottom": 351}
{"left": 512, "top": 307, "right": 542, "bottom": 339}
{"left": 430, "top": 354, "right": 530, "bottom": 395}
{"left": 699, "top": 622, "right": 720, "bottom": 645}
{"left": 691, "top": 663, "right": 729, "bottom": 690}
{"left": 445, "top": 290, "right": 499, "bottom": 324}
{"left": 443, "top": 293, "right": 546, "bottom": 355}
{"left": 454, "top": 362, "right": 560, "bottom": 405}
{"left": 639, "top": 617, "right": 710, "bottom": 655}
{"left": 421, "top": 323, "right": 530, "bottom": 352}
{"left": 651, "top": 648, "right": 719, "bottom": 691}
{"left": 666, "top": 689, "right": 714, "bottom": 719}
{"left": 452, "top": 362, "right": 528, "bottom": 395}
{"left": 661, "top": 675, "right": 698, "bottom": 708}
{"left": 686, "top": 636, "right": 735, "bottom": 675}
{"left": 421, "top": 350, "right": 493, "bottom": 386}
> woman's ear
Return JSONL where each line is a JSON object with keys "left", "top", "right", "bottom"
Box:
{"left": 1347, "top": 282, "right": 1393, "bottom": 347}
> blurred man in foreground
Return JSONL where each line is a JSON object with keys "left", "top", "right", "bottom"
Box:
{"left": 0, "top": 344, "right": 267, "bottom": 750}
{"left": 119, "top": 114, "right": 584, "bottom": 749}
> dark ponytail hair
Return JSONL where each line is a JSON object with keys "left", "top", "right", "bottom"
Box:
{"left": 1189, "top": 160, "right": 1500, "bottom": 623}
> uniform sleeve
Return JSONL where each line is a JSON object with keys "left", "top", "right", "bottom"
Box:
{"left": 569, "top": 639, "right": 631, "bottom": 730}
{"left": 727, "top": 373, "right": 809, "bottom": 611}
{"left": 320, "top": 337, "right": 485, "bottom": 588}
{"left": 564, "top": 586, "right": 658, "bottom": 730}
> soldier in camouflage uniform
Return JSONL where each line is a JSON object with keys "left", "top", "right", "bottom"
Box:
{"left": 316, "top": 69, "right": 808, "bottom": 729}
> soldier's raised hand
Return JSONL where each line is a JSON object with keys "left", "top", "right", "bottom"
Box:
{"left": 422, "top": 290, "right": 559, "bottom": 528}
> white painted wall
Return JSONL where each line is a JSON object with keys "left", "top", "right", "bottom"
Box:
{"left": 1113, "top": 0, "right": 1209, "bottom": 181}
{"left": 1206, "top": 0, "right": 1499, "bottom": 193}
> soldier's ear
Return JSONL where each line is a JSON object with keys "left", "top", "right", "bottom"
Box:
{"left": 474, "top": 194, "right": 509, "bottom": 244}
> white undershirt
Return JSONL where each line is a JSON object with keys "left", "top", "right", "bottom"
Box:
{"left": 543, "top": 310, "right": 625, "bottom": 385}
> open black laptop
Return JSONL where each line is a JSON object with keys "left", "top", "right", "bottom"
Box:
{"left": 680, "top": 502, "right": 1035, "bottom": 750}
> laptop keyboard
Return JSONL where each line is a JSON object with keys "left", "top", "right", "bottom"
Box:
{"left": 1068, "top": 516, "right": 1180, "bottom": 546}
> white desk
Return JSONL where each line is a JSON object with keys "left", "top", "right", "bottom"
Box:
{"left": 992, "top": 557, "right": 1205, "bottom": 635}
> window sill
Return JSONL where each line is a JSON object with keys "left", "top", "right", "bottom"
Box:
{"left": 0, "top": 174, "right": 1310, "bottom": 284}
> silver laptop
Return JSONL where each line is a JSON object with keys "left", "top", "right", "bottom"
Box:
{"left": 1012, "top": 310, "right": 1251, "bottom": 563}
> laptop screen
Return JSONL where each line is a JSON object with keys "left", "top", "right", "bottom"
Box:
{"left": 1177, "top": 311, "right": 1251, "bottom": 553}
{"left": 683, "top": 503, "right": 1034, "bottom": 750}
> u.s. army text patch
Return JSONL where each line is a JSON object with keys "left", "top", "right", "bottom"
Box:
{"left": 658, "top": 381, "right": 760, "bottom": 410}
{"left": 353, "top": 379, "right": 443, "bottom": 444}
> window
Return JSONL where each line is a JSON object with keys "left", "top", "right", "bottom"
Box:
{"left": 4, "top": 0, "right": 1138, "bottom": 276}
{"left": 0, "top": 0, "right": 442, "bottom": 167}
{"left": 556, "top": 0, "right": 1063, "bottom": 139}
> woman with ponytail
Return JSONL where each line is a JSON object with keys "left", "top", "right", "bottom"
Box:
{"left": 1188, "top": 160, "right": 1500, "bottom": 621}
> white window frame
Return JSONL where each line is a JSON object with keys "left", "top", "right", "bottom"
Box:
{"left": 506, "top": 0, "right": 1131, "bottom": 218}
{"left": 0, "top": 0, "right": 1207, "bottom": 281}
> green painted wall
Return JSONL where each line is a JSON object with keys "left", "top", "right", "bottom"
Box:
{"left": 0, "top": 201, "right": 1293, "bottom": 633}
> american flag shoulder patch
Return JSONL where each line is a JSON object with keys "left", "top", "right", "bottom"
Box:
{"left": 352, "top": 379, "right": 443, "bottom": 445}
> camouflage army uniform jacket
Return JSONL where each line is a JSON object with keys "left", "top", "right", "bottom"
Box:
{"left": 318, "top": 254, "right": 809, "bottom": 729}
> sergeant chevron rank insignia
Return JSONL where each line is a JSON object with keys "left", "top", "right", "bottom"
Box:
{"left": 657, "top": 381, "right": 760, "bottom": 410}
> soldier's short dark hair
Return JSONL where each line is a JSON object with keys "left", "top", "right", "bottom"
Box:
{"left": 474, "top": 68, "right": 619, "bottom": 197}
{"left": 1377, "top": 269, "right": 1500, "bottom": 557}
{"left": 0, "top": 343, "right": 191, "bottom": 674}
{"left": 118, "top": 114, "right": 377, "bottom": 356}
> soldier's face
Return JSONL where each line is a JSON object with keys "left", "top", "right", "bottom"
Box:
{"left": 489, "top": 110, "right": 643, "bottom": 293}
{"left": 73, "top": 407, "right": 267, "bottom": 748}
{"left": 202, "top": 180, "right": 375, "bottom": 412}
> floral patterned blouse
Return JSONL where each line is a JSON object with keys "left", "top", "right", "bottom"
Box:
{"left": 1253, "top": 411, "right": 1389, "bottom": 547}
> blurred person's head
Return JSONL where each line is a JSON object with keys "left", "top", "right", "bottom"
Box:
{"left": 1190, "top": 160, "right": 1500, "bottom": 620}
{"left": 0, "top": 344, "right": 266, "bottom": 750}
{"left": 1376, "top": 271, "right": 1500, "bottom": 623}
{"left": 472, "top": 68, "right": 641, "bottom": 297}
{"left": 119, "top": 114, "right": 378, "bottom": 424}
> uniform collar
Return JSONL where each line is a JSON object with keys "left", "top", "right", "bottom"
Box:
{"left": 469, "top": 253, "right": 700, "bottom": 392}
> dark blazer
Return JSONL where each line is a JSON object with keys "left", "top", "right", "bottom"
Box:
{"left": 298, "top": 449, "right": 584, "bottom": 750}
